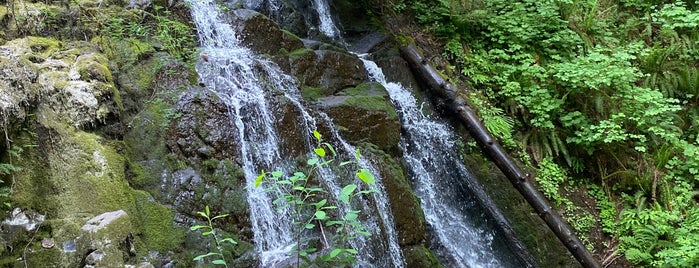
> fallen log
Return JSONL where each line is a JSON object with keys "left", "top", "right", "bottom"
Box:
{"left": 400, "top": 44, "right": 601, "bottom": 268}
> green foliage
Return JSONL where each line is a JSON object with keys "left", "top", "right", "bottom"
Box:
{"left": 190, "top": 205, "right": 237, "bottom": 267}
{"left": 97, "top": 6, "right": 196, "bottom": 63}
{"left": 535, "top": 158, "right": 571, "bottom": 206}
{"left": 255, "top": 130, "right": 376, "bottom": 266}
{"left": 153, "top": 6, "right": 197, "bottom": 62}
{"left": 0, "top": 144, "right": 23, "bottom": 208}
{"left": 588, "top": 185, "right": 618, "bottom": 234}
{"left": 409, "top": 0, "right": 699, "bottom": 264}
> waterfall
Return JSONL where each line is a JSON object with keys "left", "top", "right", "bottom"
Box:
{"left": 313, "top": 0, "right": 341, "bottom": 39}
{"left": 188, "top": 0, "right": 405, "bottom": 266}
{"left": 188, "top": 0, "right": 295, "bottom": 264}
{"left": 360, "top": 58, "right": 525, "bottom": 267}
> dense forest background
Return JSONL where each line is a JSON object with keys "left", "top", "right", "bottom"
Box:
{"left": 381, "top": 0, "right": 699, "bottom": 266}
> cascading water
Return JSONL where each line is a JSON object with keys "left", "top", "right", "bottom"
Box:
{"left": 360, "top": 58, "right": 527, "bottom": 267}
{"left": 188, "top": 0, "right": 405, "bottom": 266}
{"left": 188, "top": 0, "right": 295, "bottom": 264}
{"left": 313, "top": 0, "right": 341, "bottom": 39}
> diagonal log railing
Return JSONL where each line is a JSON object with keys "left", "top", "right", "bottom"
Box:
{"left": 400, "top": 44, "right": 601, "bottom": 268}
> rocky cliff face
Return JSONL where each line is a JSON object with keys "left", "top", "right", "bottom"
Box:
{"left": 0, "top": 0, "right": 441, "bottom": 266}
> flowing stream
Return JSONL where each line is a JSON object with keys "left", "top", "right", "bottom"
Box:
{"left": 188, "top": 0, "right": 404, "bottom": 266}
{"left": 359, "top": 58, "right": 526, "bottom": 267}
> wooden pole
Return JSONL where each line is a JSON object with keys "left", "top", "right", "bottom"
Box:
{"left": 400, "top": 44, "right": 601, "bottom": 268}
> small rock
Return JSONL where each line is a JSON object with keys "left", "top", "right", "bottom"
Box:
{"left": 62, "top": 239, "right": 77, "bottom": 252}
{"left": 41, "top": 238, "right": 55, "bottom": 249}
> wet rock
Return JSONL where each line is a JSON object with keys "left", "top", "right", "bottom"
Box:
{"left": 402, "top": 245, "right": 444, "bottom": 268}
{"left": 228, "top": 9, "right": 304, "bottom": 56}
{"left": 359, "top": 143, "right": 427, "bottom": 246}
{"left": 2, "top": 208, "right": 45, "bottom": 232}
{"left": 318, "top": 82, "right": 400, "bottom": 154}
{"left": 282, "top": 49, "right": 367, "bottom": 96}
{"left": 166, "top": 89, "right": 240, "bottom": 163}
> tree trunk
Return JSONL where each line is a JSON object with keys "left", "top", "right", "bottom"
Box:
{"left": 400, "top": 44, "right": 601, "bottom": 268}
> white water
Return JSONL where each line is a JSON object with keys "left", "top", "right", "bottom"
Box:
{"left": 313, "top": 0, "right": 341, "bottom": 39}
{"left": 188, "top": 0, "right": 405, "bottom": 266}
{"left": 361, "top": 58, "right": 511, "bottom": 267}
{"left": 189, "top": 0, "right": 295, "bottom": 264}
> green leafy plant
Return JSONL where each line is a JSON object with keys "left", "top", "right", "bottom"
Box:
{"left": 255, "top": 130, "right": 376, "bottom": 266}
{"left": 153, "top": 6, "right": 197, "bottom": 62}
{"left": 190, "top": 205, "right": 237, "bottom": 267}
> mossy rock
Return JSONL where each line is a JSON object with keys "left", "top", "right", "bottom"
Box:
{"left": 318, "top": 82, "right": 401, "bottom": 154}
{"left": 230, "top": 9, "right": 304, "bottom": 56}
{"left": 74, "top": 52, "right": 113, "bottom": 83}
{"left": 132, "top": 190, "right": 184, "bottom": 252}
{"left": 462, "top": 149, "right": 578, "bottom": 267}
{"left": 402, "top": 245, "right": 444, "bottom": 268}
{"left": 358, "top": 143, "right": 427, "bottom": 246}
{"left": 285, "top": 49, "right": 367, "bottom": 95}
{"left": 12, "top": 127, "right": 134, "bottom": 217}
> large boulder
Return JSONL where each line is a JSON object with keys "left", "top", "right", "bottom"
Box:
{"left": 228, "top": 9, "right": 304, "bottom": 56}
{"left": 318, "top": 82, "right": 401, "bottom": 154}
{"left": 283, "top": 49, "right": 368, "bottom": 95}
{"left": 166, "top": 89, "right": 240, "bottom": 164}
{"left": 0, "top": 37, "right": 121, "bottom": 130}
{"left": 358, "top": 143, "right": 427, "bottom": 247}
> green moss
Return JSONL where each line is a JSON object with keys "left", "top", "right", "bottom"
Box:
{"left": 395, "top": 34, "right": 415, "bottom": 46}
{"left": 75, "top": 53, "right": 113, "bottom": 83}
{"left": 403, "top": 245, "right": 443, "bottom": 268}
{"left": 300, "top": 86, "right": 324, "bottom": 101}
{"left": 337, "top": 83, "right": 399, "bottom": 120}
{"left": 0, "top": 6, "right": 7, "bottom": 20}
{"left": 288, "top": 48, "right": 314, "bottom": 60}
{"left": 132, "top": 190, "right": 184, "bottom": 252}
{"left": 26, "top": 36, "right": 62, "bottom": 57}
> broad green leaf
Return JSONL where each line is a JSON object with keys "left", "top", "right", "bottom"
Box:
{"left": 323, "top": 142, "right": 337, "bottom": 156}
{"left": 255, "top": 170, "right": 265, "bottom": 187}
{"left": 314, "top": 199, "right": 327, "bottom": 209}
{"left": 313, "top": 130, "right": 322, "bottom": 141}
{"left": 305, "top": 223, "right": 315, "bottom": 229}
{"left": 315, "top": 210, "right": 327, "bottom": 220}
{"left": 326, "top": 220, "right": 343, "bottom": 226}
{"left": 212, "top": 260, "right": 226, "bottom": 265}
{"left": 339, "top": 184, "right": 357, "bottom": 204}
{"left": 344, "top": 211, "right": 358, "bottom": 221}
{"left": 293, "top": 186, "right": 305, "bottom": 191}
{"left": 314, "top": 148, "right": 326, "bottom": 157}
{"left": 222, "top": 237, "right": 237, "bottom": 244}
{"left": 211, "top": 214, "right": 229, "bottom": 220}
{"left": 205, "top": 205, "right": 210, "bottom": 217}
{"left": 346, "top": 248, "right": 358, "bottom": 254}
{"left": 330, "top": 248, "right": 343, "bottom": 258}
{"left": 193, "top": 252, "right": 218, "bottom": 261}
{"left": 307, "top": 157, "right": 319, "bottom": 166}
{"left": 197, "top": 211, "right": 207, "bottom": 218}
{"left": 271, "top": 170, "right": 283, "bottom": 178}
{"left": 202, "top": 231, "right": 213, "bottom": 236}
{"left": 190, "top": 225, "right": 207, "bottom": 231}
{"left": 357, "top": 169, "right": 375, "bottom": 185}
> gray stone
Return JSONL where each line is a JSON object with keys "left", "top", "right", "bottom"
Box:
{"left": 2, "top": 208, "right": 46, "bottom": 231}
{"left": 81, "top": 210, "right": 128, "bottom": 233}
